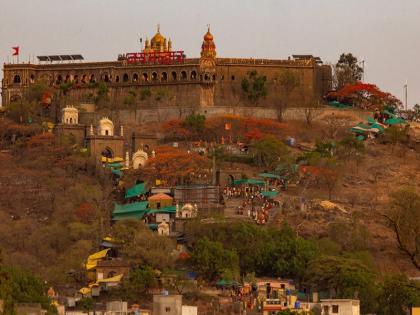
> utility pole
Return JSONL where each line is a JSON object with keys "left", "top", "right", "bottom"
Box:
{"left": 359, "top": 59, "right": 365, "bottom": 82}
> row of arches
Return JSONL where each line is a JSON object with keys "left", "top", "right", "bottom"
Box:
{"left": 51, "top": 70, "right": 200, "bottom": 85}
{"left": 11, "top": 71, "right": 237, "bottom": 86}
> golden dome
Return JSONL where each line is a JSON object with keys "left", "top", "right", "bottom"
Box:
{"left": 151, "top": 25, "right": 166, "bottom": 46}
{"left": 204, "top": 26, "right": 213, "bottom": 41}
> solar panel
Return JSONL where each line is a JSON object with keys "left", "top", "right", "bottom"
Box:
{"left": 37, "top": 54, "right": 84, "bottom": 62}
{"left": 37, "top": 56, "right": 49, "bottom": 61}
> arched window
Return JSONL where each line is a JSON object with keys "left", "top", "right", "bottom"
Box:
{"left": 115, "top": 75, "right": 120, "bottom": 83}
{"left": 123, "top": 73, "right": 129, "bottom": 82}
{"left": 231, "top": 75, "right": 235, "bottom": 81}
{"left": 142, "top": 73, "right": 148, "bottom": 82}
{"left": 161, "top": 72, "right": 168, "bottom": 81}
{"left": 73, "top": 75, "right": 79, "bottom": 83}
{"left": 212, "top": 74, "right": 216, "bottom": 81}
{"left": 181, "top": 71, "right": 187, "bottom": 80}
{"left": 13, "top": 75, "right": 21, "bottom": 84}
{"left": 132, "top": 73, "right": 139, "bottom": 82}
{"left": 171, "top": 71, "right": 177, "bottom": 81}
{"left": 90, "top": 74, "right": 96, "bottom": 83}
{"left": 103, "top": 74, "right": 110, "bottom": 82}
{"left": 70, "top": 117, "right": 73, "bottom": 124}
{"left": 65, "top": 74, "right": 71, "bottom": 82}
{"left": 152, "top": 72, "right": 158, "bottom": 81}
{"left": 190, "top": 71, "right": 197, "bottom": 80}
{"left": 204, "top": 73, "right": 210, "bottom": 81}
{"left": 81, "top": 75, "right": 87, "bottom": 83}
{"left": 56, "top": 75, "right": 63, "bottom": 84}
{"left": 10, "top": 95, "right": 21, "bottom": 103}
{"left": 29, "top": 74, "right": 35, "bottom": 84}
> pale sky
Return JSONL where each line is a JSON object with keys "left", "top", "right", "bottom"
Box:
{"left": 1, "top": 0, "right": 419, "bottom": 107}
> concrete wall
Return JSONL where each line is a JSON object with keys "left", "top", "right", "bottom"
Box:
{"left": 153, "top": 295, "right": 182, "bottom": 315}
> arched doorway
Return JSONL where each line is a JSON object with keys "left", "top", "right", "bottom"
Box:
{"left": 101, "top": 147, "right": 114, "bottom": 159}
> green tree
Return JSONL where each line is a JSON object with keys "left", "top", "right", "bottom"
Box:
{"left": 305, "top": 255, "right": 378, "bottom": 313}
{"left": 183, "top": 113, "right": 206, "bottom": 136}
{"left": 112, "top": 220, "right": 176, "bottom": 270}
{"left": 190, "top": 237, "right": 239, "bottom": 281}
{"left": 253, "top": 135, "right": 289, "bottom": 169}
{"left": 0, "top": 266, "right": 57, "bottom": 314}
{"left": 335, "top": 53, "right": 363, "bottom": 89}
{"left": 6, "top": 100, "right": 39, "bottom": 123}
{"left": 120, "top": 265, "right": 157, "bottom": 299}
{"left": 384, "top": 188, "right": 420, "bottom": 270}
{"left": 377, "top": 275, "right": 420, "bottom": 315}
{"left": 241, "top": 70, "right": 267, "bottom": 105}
{"left": 275, "top": 70, "right": 300, "bottom": 121}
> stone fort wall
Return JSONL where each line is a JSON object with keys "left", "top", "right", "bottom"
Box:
{"left": 2, "top": 58, "right": 331, "bottom": 109}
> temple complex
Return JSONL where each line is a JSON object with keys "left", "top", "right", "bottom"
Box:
{"left": 1, "top": 25, "right": 332, "bottom": 109}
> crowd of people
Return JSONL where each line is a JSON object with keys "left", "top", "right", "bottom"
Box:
{"left": 223, "top": 185, "right": 276, "bottom": 225}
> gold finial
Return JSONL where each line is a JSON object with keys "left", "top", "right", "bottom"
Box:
{"left": 207, "top": 24, "right": 210, "bottom": 32}
{"left": 157, "top": 23, "right": 160, "bottom": 33}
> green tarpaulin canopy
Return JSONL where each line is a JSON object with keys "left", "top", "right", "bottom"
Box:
{"left": 147, "top": 206, "right": 177, "bottom": 214}
{"left": 258, "top": 173, "right": 281, "bottom": 179}
{"left": 367, "top": 117, "right": 377, "bottom": 124}
{"left": 125, "top": 183, "right": 146, "bottom": 199}
{"left": 385, "top": 117, "right": 406, "bottom": 125}
{"left": 233, "top": 178, "right": 265, "bottom": 186}
{"left": 261, "top": 190, "right": 278, "bottom": 198}
{"left": 113, "top": 201, "right": 148, "bottom": 214}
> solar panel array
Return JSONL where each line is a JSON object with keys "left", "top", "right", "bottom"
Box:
{"left": 37, "top": 55, "right": 84, "bottom": 62}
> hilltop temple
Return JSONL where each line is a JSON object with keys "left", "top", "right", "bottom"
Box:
{"left": 2, "top": 25, "right": 332, "bottom": 108}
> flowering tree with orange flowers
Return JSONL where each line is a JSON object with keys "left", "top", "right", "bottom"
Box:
{"left": 141, "top": 146, "right": 210, "bottom": 186}
{"left": 327, "top": 82, "right": 402, "bottom": 110}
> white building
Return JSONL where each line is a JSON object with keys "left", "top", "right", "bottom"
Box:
{"left": 320, "top": 299, "right": 360, "bottom": 315}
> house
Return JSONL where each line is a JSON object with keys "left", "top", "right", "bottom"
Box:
{"left": 152, "top": 294, "right": 197, "bottom": 315}
{"left": 96, "top": 259, "right": 130, "bottom": 281}
{"left": 256, "top": 278, "right": 299, "bottom": 315}
{"left": 148, "top": 193, "right": 173, "bottom": 209}
{"left": 320, "top": 299, "right": 360, "bottom": 315}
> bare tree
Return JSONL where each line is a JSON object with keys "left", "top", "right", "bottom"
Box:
{"left": 383, "top": 188, "right": 420, "bottom": 271}
{"left": 274, "top": 70, "right": 300, "bottom": 121}
{"left": 303, "top": 99, "right": 322, "bottom": 126}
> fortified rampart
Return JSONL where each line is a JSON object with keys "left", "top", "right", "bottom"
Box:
{"left": 1, "top": 26, "right": 332, "bottom": 111}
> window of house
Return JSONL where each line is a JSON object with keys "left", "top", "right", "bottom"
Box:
{"left": 231, "top": 75, "right": 235, "bottom": 80}
{"left": 165, "top": 307, "right": 171, "bottom": 312}
{"left": 332, "top": 305, "right": 339, "bottom": 313}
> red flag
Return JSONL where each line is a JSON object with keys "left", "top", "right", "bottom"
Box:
{"left": 12, "top": 47, "right": 19, "bottom": 56}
